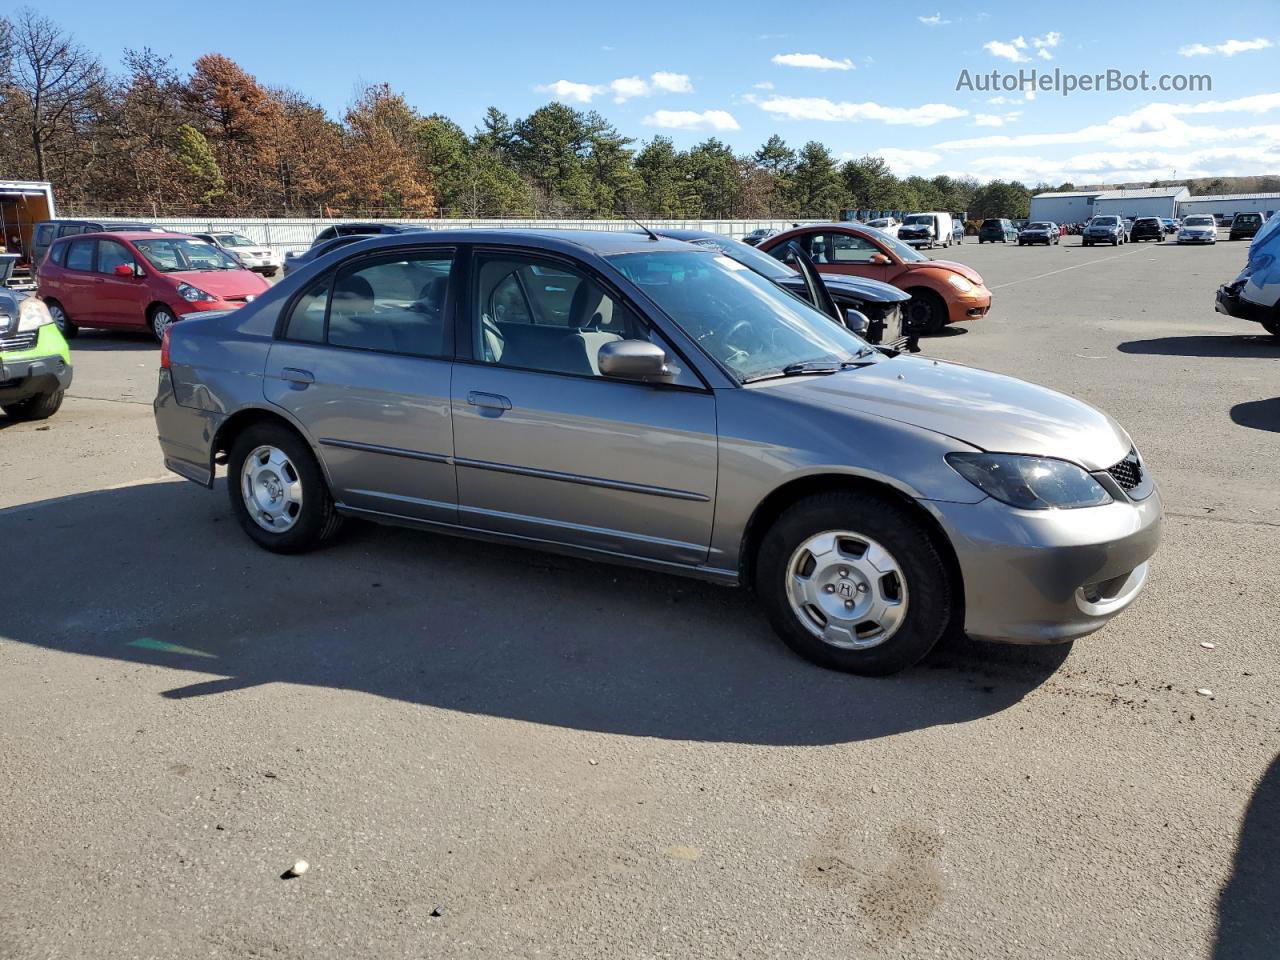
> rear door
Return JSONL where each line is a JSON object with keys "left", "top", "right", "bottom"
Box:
{"left": 449, "top": 247, "right": 717, "bottom": 565}
{"left": 58, "top": 238, "right": 99, "bottom": 320}
{"left": 263, "top": 246, "right": 459, "bottom": 523}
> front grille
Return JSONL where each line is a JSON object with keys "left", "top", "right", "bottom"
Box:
{"left": 0, "top": 331, "right": 37, "bottom": 352}
{"left": 1106, "top": 448, "right": 1144, "bottom": 491}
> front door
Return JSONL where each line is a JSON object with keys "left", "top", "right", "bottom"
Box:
{"left": 450, "top": 250, "right": 717, "bottom": 566}
{"left": 94, "top": 238, "right": 146, "bottom": 327}
{"left": 263, "top": 247, "right": 459, "bottom": 523}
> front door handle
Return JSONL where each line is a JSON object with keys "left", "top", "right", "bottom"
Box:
{"left": 281, "top": 367, "right": 314, "bottom": 385}
{"left": 467, "top": 391, "right": 511, "bottom": 411}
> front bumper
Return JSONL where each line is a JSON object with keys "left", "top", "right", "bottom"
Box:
{"left": 1216, "top": 282, "right": 1272, "bottom": 324}
{"left": 900, "top": 234, "right": 934, "bottom": 247}
{"left": 930, "top": 487, "right": 1163, "bottom": 645}
{"left": 947, "top": 287, "right": 992, "bottom": 325}
{"left": 0, "top": 351, "right": 73, "bottom": 404}
{"left": 1178, "top": 234, "right": 1216, "bottom": 244}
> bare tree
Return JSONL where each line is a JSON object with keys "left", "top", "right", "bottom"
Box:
{"left": 6, "top": 8, "right": 103, "bottom": 181}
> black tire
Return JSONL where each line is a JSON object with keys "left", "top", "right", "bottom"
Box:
{"left": 227, "top": 422, "right": 343, "bottom": 554}
{"left": 148, "top": 305, "right": 177, "bottom": 342}
{"left": 903, "top": 288, "right": 948, "bottom": 336}
{"left": 755, "top": 491, "right": 953, "bottom": 675}
{"left": 46, "top": 300, "right": 77, "bottom": 338}
{"left": 1262, "top": 319, "right": 1280, "bottom": 338}
{"left": 2, "top": 388, "right": 64, "bottom": 421}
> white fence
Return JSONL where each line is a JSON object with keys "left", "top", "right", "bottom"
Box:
{"left": 145, "top": 217, "right": 818, "bottom": 256}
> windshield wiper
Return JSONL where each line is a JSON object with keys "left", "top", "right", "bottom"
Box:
{"left": 743, "top": 355, "right": 873, "bottom": 383}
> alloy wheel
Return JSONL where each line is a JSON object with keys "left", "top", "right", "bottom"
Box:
{"left": 785, "top": 530, "right": 908, "bottom": 650}
{"left": 240, "top": 445, "right": 304, "bottom": 533}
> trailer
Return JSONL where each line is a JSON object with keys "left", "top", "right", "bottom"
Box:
{"left": 0, "top": 180, "right": 56, "bottom": 279}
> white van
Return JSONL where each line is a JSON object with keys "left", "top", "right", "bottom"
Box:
{"left": 897, "top": 212, "right": 955, "bottom": 249}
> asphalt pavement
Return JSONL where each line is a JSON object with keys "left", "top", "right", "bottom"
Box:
{"left": 1, "top": 233, "right": 1277, "bottom": 959}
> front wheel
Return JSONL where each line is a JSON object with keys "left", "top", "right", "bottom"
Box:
{"left": 755, "top": 492, "right": 953, "bottom": 675}
{"left": 149, "top": 305, "right": 177, "bottom": 342}
{"left": 46, "top": 301, "right": 77, "bottom": 338}
{"left": 2, "top": 388, "right": 64, "bottom": 421}
{"left": 1262, "top": 319, "right": 1280, "bottom": 338}
{"left": 227, "top": 422, "right": 343, "bottom": 553}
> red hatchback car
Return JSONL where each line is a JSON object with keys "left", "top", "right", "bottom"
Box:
{"left": 37, "top": 231, "right": 270, "bottom": 340}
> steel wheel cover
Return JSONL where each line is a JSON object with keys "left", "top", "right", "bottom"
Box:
{"left": 785, "top": 530, "right": 909, "bottom": 650}
{"left": 152, "top": 309, "right": 175, "bottom": 339}
{"left": 240, "top": 445, "right": 304, "bottom": 533}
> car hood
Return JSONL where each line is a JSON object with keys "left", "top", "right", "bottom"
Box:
{"left": 772, "top": 356, "right": 1132, "bottom": 471}
{"left": 902, "top": 259, "right": 985, "bottom": 286}
{"left": 167, "top": 270, "right": 269, "bottom": 298}
{"left": 776, "top": 273, "right": 910, "bottom": 304}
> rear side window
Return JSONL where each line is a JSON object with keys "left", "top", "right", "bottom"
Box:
{"left": 65, "top": 239, "right": 95, "bottom": 272}
{"left": 58, "top": 224, "right": 85, "bottom": 238}
{"left": 284, "top": 251, "right": 455, "bottom": 358}
{"left": 35, "top": 224, "right": 54, "bottom": 247}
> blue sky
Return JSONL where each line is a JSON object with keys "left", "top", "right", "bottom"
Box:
{"left": 36, "top": 0, "right": 1280, "bottom": 184}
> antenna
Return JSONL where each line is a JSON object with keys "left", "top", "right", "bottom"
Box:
{"left": 628, "top": 213, "right": 660, "bottom": 242}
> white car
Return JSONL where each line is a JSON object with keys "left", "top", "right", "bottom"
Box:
{"left": 191, "top": 233, "right": 282, "bottom": 276}
{"left": 1177, "top": 215, "right": 1217, "bottom": 245}
{"left": 865, "top": 217, "right": 900, "bottom": 238}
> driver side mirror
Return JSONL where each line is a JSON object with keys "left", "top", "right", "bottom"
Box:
{"left": 844, "top": 309, "right": 870, "bottom": 336}
{"left": 113, "top": 264, "right": 137, "bottom": 278}
{"left": 598, "top": 339, "right": 672, "bottom": 383}
{"left": 869, "top": 253, "right": 891, "bottom": 265}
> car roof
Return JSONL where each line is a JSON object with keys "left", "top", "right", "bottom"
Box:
{"left": 308, "top": 228, "right": 702, "bottom": 259}
{"left": 59, "top": 230, "right": 205, "bottom": 241}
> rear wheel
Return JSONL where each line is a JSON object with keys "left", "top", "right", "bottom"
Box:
{"left": 1262, "top": 319, "right": 1280, "bottom": 338}
{"left": 2, "top": 388, "right": 64, "bottom": 421}
{"left": 903, "top": 288, "right": 948, "bottom": 336}
{"left": 227, "top": 422, "right": 343, "bottom": 553}
{"left": 46, "top": 300, "right": 77, "bottom": 338}
{"left": 755, "top": 492, "right": 953, "bottom": 675}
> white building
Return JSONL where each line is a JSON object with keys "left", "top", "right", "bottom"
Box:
{"left": 1176, "top": 193, "right": 1280, "bottom": 221}
{"left": 1029, "top": 186, "right": 1190, "bottom": 224}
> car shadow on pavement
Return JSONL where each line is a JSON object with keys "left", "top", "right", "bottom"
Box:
{"left": 1213, "top": 752, "right": 1280, "bottom": 959}
{"left": 1118, "top": 335, "right": 1278, "bottom": 359}
{"left": 0, "top": 480, "right": 1070, "bottom": 747}
{"left": 64, "top": 331, "right": 158, "bottom": 351}
{"left": 1229, "top": 397, "right": 1280, "bottom": 434}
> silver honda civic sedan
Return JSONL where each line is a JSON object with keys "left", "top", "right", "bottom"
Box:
{"left": 154, "top": 230, "right": 1161, "bottom": 675}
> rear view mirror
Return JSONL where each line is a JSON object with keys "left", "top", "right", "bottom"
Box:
{"left": 598, "top": 339, "right": 671, "bottom": 382}
{"left": 844, "top": 309, "right": 870, "bottom": 336}
{"left": 113, "top": 264, "right": 135, "bottom": 278}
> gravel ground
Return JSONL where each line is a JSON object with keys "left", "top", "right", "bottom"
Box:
{"left": 1, "top": 233, "right": 1276, "bottom": 960}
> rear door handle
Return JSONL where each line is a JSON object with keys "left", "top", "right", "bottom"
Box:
{"left": 467, "top": 391, "right": 511, "bottom": 411}
{"left": 281, "top": 367, "right": 314, "bottom": 385}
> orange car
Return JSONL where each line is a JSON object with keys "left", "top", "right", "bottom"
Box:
{"left": 759, "top": 223, "right": 992, "bottom": 334}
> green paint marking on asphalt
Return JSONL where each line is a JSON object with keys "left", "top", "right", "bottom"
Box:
{"left": 127, "top": 638, "right": 218, "bottom": 659}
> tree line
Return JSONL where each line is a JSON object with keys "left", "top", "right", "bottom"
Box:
{"left": 0, "top": 8, "right": 1056, "bottom": 221}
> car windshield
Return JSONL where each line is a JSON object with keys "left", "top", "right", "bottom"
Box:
{"left": 134, "top": 237, "right": 239, "bottom": 272}
{"left": 1027, "top": 223, "right": 1051, "bottom": 229}
{"left": 1236, "top": 214, "right": 1262, "bottom": 224}
{"left": 1093, "top": 217, "right": 1119, "bottom": 225}
{"left": 609, "top": 250, "right": 871, "bottom": 383}
{"left": 867, "top": 219, "right": 891, "bottom": 227}
{"left": 684, "top": 235, "right": 794, "bottom": 282}
{"left": 214, "top": 234, "right": 255, "bottom": 247}
{"left": 1184, "top": 216, "right": 1214, "bottom": 226}
{"left": 902, "top": 215, "right": 933, "bottom": 225}
{"left": 874, "top": 230, "right": 928, "bottom": 262}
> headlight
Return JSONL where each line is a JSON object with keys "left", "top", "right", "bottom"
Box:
{"left": 946, "top": 274, "right": 974, "bottom": 293}
{"left": 177, "top": 283, "right": 217, "bottom": 303}
{"left": 945, "top": 453, "right": 1113, "bottom": 510}
{"left": 16, "top": 297, "right": 54, "bottom": 332}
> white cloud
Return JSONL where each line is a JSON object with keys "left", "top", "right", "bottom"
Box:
{"left": 759, "top": 95, "right": 968, "bottom": 126}
{"left": 651, "top": 71, "right": 694, "bottom": 94}
{"left": 984, "top": 36, "right": 1030, "bottom": 62}
{"left": 951, "top": 144, "right": 1280, "bottom": 186}
{"left": 918, "top": 12, "right": 951, "bottom": 25}
{"left": 874, "top": 147, "right": 943, "bottom": 174}
{"left": 643, "top": 109, "right": 740, "bottom": 131}
{"left": 974, "top": 113, "right": 1005, "bottom": 127}
{"left": 537, "top": 80, "right": 606, "bottom": 103}
{"left": 752, "top": 81, "right": 775, "bottom": 90}
{"left": 542, "top": 72, "right": 694, "bottom": 104}
{"left": 1179, "top": 37, "right": 1273, "bottom": 57}
{"left": 771, "top": 52, "right": 855, "bottom": 71}
{"left": 1032, "top": 31, "right": 1062, "bottom": 60}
